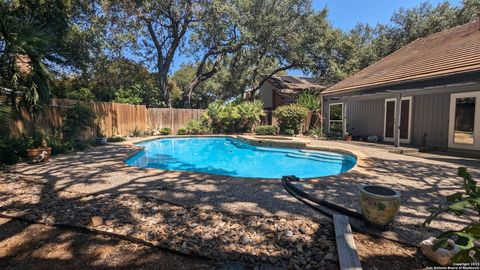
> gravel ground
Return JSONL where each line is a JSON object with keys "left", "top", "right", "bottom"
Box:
{"left": 9, "top": 136, "right": 480, "bottom": 246}
{"left": 294, "top": 139, "right": 480, "bottom": 245}
{"left": 0, "top": 175, "right": 338, "bottom": 269}
{"left": 0, "top": 217, "right": 215, "bottom": 270}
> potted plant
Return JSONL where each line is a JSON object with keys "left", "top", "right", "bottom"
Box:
{"left": 96, "top": 125, "right": 107, "bottom": 145}
{"left": 344, "top": 125, "right": 353, "bottom": 141}
{"left": 359, "top": 185, "right": 401, "bottom": 226}
{"left": 25, "top": 130, "right": 51, "bottom": 162}
{"left": 344, "top": 132, "right": 352, "bottom": 141}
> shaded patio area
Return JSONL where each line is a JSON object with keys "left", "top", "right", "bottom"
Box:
{"left": 4, "top": 136, "right": 480, "bottom": 258}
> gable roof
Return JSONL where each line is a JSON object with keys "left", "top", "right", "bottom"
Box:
{"left": 323, "top": 20, "right": 480, "bottom": 95}
{"left": 267, "top": 75, "right": 325, "bottom": 92}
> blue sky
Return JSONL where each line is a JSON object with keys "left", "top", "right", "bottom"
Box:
{"left": 172, "top": 0, "right": 461, "bottom": 76}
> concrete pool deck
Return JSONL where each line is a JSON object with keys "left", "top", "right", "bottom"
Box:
{"left": 9, "top": 135, "right": 480, "bottom": 245}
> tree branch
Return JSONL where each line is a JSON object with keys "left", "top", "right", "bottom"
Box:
{"left": 251, "top": 63, "right": 297, "bottom": 93}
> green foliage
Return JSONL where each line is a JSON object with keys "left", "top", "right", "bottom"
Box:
{"left": 22, "top": 130, "right": 46, "bottom": 149}
{"left": 0, "top": 105, "right": 12, "bottom": 138}
{"left": 176, "top": 128, "right": 187, "bottom": 135}
{"left": 107, "top": 136, "right": 127, "bottom": 142}
{"left": 236, "top": 100, "right": 265, "bottom": 132}
{"left": 255, "top": 125, "right": 277, "bottom": 135}
{"left": 130, "top": 127, "right": 143, "bottom": 137}
{"left": 206, "top": 101, "right": 241, "bottom": 133}
{"left": 113, "top": 85, "right": 143, "bottom": 105}
{"left": 0, "top": 2, "right": 53, "bottom": 113}
{"left": 0, "top": 136, "right": 27, "bottom": 165}
{"left": 319, "top": 1, "right": 480, "bottom": 84}
{"left": 66, "top": 87, "right": 95, "bottom": 101}
{"left": 185, "top": 120, "right": 206, "bottom": 135}
{"left": 297, "top": 91, "right": 322, "bottom": 111}
{"left": 45, "top": 131, "right": 72, "bottom": 155}
{"left": 423, "top": 167, "right": 480, "bottom": 263}
{"left": 274, "top": 104, "right": 308, "bottom": 134}
{"left": 63, "top": 104, "right": 94, "bottom": 142}
{"left": 308, "top": 127, "right": 324, "bottom": 138}
{"left": 206, "top": 101, "right": 264, "bottom": 133}
{"left": 159, "top": 128, "right": 171, "bottom": 135}
{"left": 284, "top": 129, "right": 295, "bottom": 136}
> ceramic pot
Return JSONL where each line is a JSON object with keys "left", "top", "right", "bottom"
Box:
{"left": 359, "top": 185, "right": 401, "bottom": 226}
{"left": 27, "top": 147, "right": 52, "bottom": 161}
{"left": 96, "top": 137, "right": 108, "bottom": 145}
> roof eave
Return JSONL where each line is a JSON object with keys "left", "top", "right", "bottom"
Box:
{"left": 322, "top": 67, "right": 480, "bottom": 96}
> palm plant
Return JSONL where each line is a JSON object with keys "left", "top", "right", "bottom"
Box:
{"left": 0, "top": 2, "right": 53, "bottom": 114}
{"left": 297, "top": 90, "right": 322, "bottom": 111}
{"left": 236, "top": 100, "right": 265, "bottom": 132}
{"left": 0, "top": 104, "right": 11, "bottom": 137}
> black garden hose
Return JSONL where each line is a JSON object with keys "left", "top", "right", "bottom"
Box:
{"left": 281, "top": 175, "right": 364, "bottom": 220}
{"left": 282, "top": 176, "right": 365, "bottom": 220}
{"left": 281, "top": 176, "right": 419, "bottom": 248}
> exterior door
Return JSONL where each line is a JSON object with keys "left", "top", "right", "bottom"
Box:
{"left": 448, "top": 92, "right": 480, "bottom": 150}
{"left": 384, "top": 97, "right": 412, "bottom": 143}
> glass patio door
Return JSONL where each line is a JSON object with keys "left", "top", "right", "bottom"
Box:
{"left": 449, "top": 92, "right": 480, "bottom": 150}
{"left": 384, "top": 97, "right": 412, "bottom": 143}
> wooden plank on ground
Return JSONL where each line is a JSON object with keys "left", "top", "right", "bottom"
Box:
{"left": 333, "top": 214, "right": 363, "bottom": 270}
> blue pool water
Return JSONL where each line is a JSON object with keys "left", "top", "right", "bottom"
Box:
{"left": 125, "top": 137, "right": 356, "bottom": 178}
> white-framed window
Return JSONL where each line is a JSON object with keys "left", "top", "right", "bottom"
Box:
{"left": 329, "top": 103, "right": 343, "bottom": 134}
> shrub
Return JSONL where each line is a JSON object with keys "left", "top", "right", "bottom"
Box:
{"left": 176, "top": 128, "right": 187, "bottom": 135}
{"left": 46, "top": 131, "right": 72, "bottom": 154}
{"left": 130, "top": 127, "right": 143, "bottom": 137}
{"left": 275, "top": 104, "right": 308, "bottom": 134}
{"left": 159, "top": 127, "right": 171, "bottom": 135}
{"left": 284, "top": 129, "right": 295, "bottom": 136}
{"left": 63, "top": 104, "right": 94, "bottom": 142}
{"left": 0, "top": 105, "right": 12, "bottom": 138}
{"left": 297, "top": 91, "right": 322, "bottom": 111}
{"left": 308, "top": 127, "right": 323, "bottom": 138}
{"left": 73, "top": 140, "right": 92, "bottom": 150}
{"left": 255, "top": 125, "right": 277, "bottom": 135}
{"left": 207, "top": 101, "right": 241, "bottom": 133}
{"left": 423, "top": 167, "right": 480, "bottom": 263}
{"left": 22, "top": 130, "right": 46, "bottom": 149}
{"left": 206, "top": 100, "right": 264, "bottom": 133}
{"left": 236, "top": 100, "right": 265, "bottom": 132}
{"left": 107, "top": 136, "right": 127, "bottom": 142}
{"left": 185, "top": 120, "right": 205, "bottom": 135}
{"left": 0, "top": 136, "right": 26, "bottom": 165}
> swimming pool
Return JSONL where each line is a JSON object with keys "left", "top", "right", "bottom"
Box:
{"left": 125, "top": 137, "right": 356, "bottom": 178}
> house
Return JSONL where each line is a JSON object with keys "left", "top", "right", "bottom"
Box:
{"left": 322, "top": 16, "right": 480, "bottom": 152}
{"left": 257, "top": 75, "right": 325, "bottom": 124}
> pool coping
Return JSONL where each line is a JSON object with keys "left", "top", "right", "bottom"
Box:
{"left": 119, "top": 134, "right": 365, "bottom": 184}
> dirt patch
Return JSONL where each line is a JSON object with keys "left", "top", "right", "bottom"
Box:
{"left": 0, "top": 218, "right": 215, "bottom": 270}
{"left": 354, "top": 232, "right": 431, "bottom": 270}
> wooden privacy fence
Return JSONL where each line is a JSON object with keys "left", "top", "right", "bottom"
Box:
{"left": 148, "top": 108, "right": 204, "bottom": 132}
{"left": 13, "top": 99, "right": 204, "bottom": 138}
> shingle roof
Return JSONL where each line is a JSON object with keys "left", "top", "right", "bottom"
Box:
{"left": 323, "top": 20, "right": 480, "bottom": 95}
{"left": 267, "top": 75, "right": 325, "bottom": 91}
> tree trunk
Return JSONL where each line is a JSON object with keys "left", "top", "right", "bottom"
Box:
{"left": 184, "top": 77, "right": 202, "bottom": 108}
{"left": 156, "top": 58, "right": 172, "bottom": 108}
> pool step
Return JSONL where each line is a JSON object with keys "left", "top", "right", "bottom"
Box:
{"left": 286, "top": 153, "right": 348, "bottom": 164}
{"left": 299, "top": 149, "right": 344, "bottom": 158}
